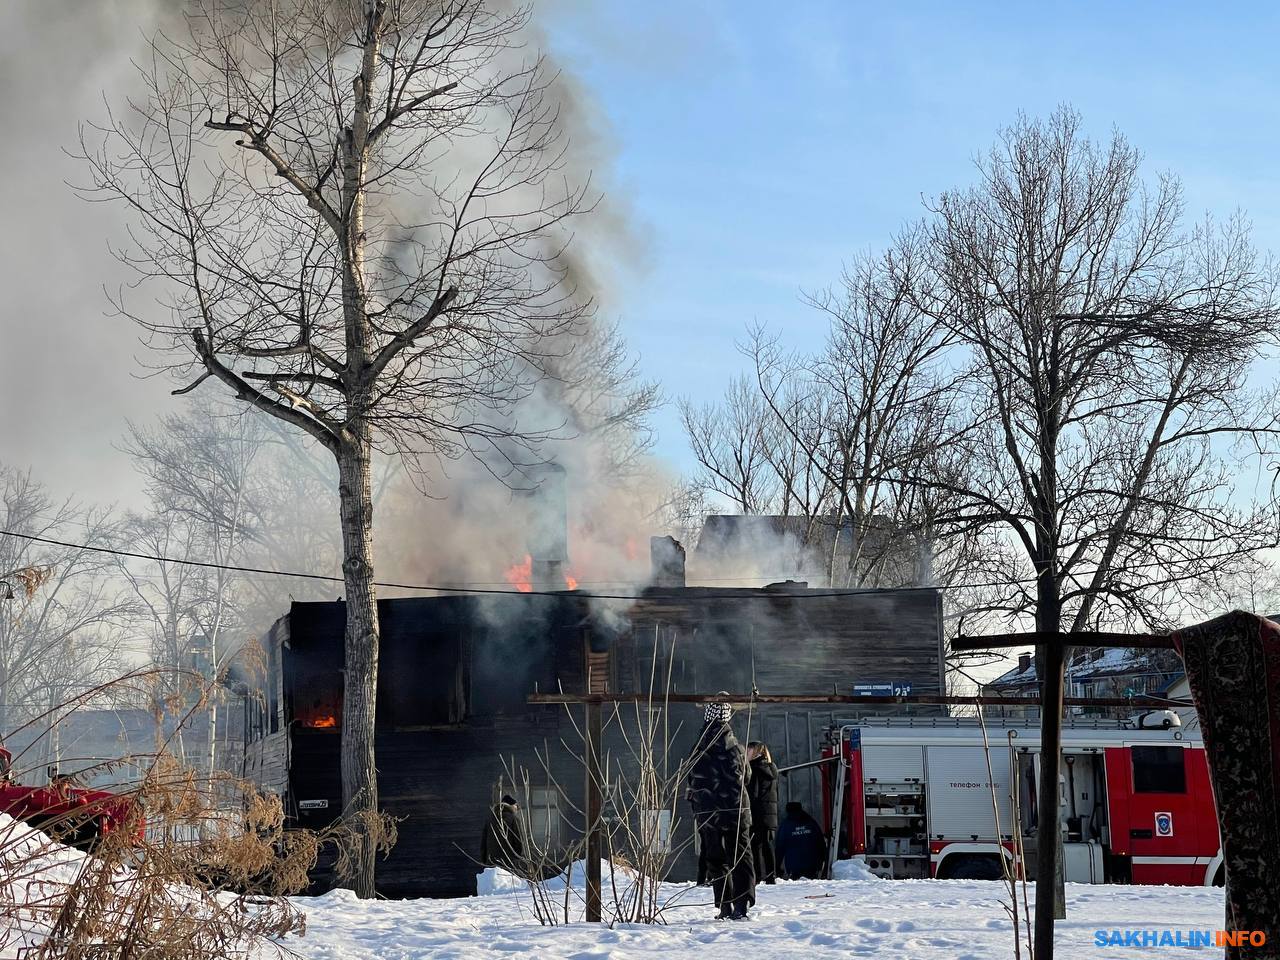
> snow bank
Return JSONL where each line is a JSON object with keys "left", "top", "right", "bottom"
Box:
{"left": 830, "top": 856, "right": 880, "bottom": 881}
{"left": 478, "top": 856, "right": 880, "bottom": 896}
{"left": 0, "top": 814, "right": 101, "bottom": 955}
{"left": 476, "top": 859, "right": 633, "bottom": 896}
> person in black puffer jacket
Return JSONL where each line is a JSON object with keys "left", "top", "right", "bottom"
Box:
{"left": 746, "top": 742, "right": 779, "bottom": 884}
{"left": 686, "top": 699, "right": 755, "bottom": 920}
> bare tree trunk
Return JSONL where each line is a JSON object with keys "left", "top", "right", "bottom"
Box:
{"left": 1034, "top": 397, "right": 1068, "bottom": 955}
{"left": 1034, "top": 567, "right": 1067, "bottom": 957}
{"left": 338, "top": 435, "right": 379, "bottom": 898}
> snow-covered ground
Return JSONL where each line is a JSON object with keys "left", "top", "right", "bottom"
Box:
{"left": 0, "top": 817, "right": 1226, "bottom": 960}
{"left": 287, "top": 872, "right": 1227, "bottom": 959}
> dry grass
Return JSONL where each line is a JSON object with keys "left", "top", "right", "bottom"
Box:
{"left": 0, "top": 679, "right": 394, "bottom": 959}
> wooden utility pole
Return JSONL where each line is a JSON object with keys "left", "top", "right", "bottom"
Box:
{"left": 585, "top": 698, "right": 602, "bottom": 923}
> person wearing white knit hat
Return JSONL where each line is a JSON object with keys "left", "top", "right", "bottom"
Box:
{"left": 686, "top": 693, "right": 755, "bottom": 919}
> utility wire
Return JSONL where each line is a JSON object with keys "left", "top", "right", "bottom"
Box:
{"left": 1, "top": 528, "right": 948, "bottom": 601}
{"left": 1, "top": 526, "right": 1259, "bottom": 606}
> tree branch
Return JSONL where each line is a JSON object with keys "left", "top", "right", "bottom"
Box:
{"left": 189, "top": 328, "right": 339, "bottom": 453}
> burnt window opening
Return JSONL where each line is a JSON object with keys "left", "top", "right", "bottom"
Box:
{"left": 526, "top": 786, "right": 564, "bottom": 854}
{"left": 628, "top": 624, "right": 693, "bottom": 696}
{"left": 379, "top": 631, "right": 468, "bottom": 727}
{"left": 246, "top": 693, "right": 265, "bottom": 742}
{"left": 291, "top": 658, "right": 343, "bottom": 732}
{"left": 1132, "top": 745, "right": 1187, "bottom": 794}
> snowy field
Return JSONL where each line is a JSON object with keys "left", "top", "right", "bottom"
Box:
{"left": 0, "top": 817, "right": 1227, "bottom": 959}
{"left": 288, "top": 874, "right": 1227, "bottom": 959}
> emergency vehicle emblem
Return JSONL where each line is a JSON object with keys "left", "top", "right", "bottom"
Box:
{"left": 1154, "top": 812, "right": 1174, "bottom": 837}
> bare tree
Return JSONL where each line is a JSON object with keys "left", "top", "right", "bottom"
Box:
{"left": 0, "top": 467, "right": 128, "bottom": 758}
{"left": 646, "top": 479, "right": 710, "bottom": 554}
{"left": 679, "top": 376, "right": 779, "bottom": 515}
{"left": 915, "top": 108, "right": 1280, "bottom": 954}
{"left": 747, "top": 241, "right": 960, "bottom": 587}
{"left": 115, "top": 510, "right": 208, "bottom": 764}
{"left": 547, "top": 318, "right": 662, "bottom": 484}
{"left": 122, "top": 409, "right": 268, "bottom": 778}
{"left": 80, "top": 1, "right": 595, "bottom": 894}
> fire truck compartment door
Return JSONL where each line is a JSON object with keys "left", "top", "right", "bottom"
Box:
{"left": 861, "top": 745, "right": 923, "bottom": 783}
{"left": 925, "top": 746, "right": 1012, "bottom": 839}
{"left": 1063, "top": 840, "right": 1102, "bottom": 883}
{"left": 1104, "top": 745, "right": 1207, "bottom": 885}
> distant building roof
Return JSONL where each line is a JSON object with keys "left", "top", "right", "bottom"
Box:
{"left": 988, "top": 614, "right": 1280, "bottom": 691}
{"left": 988, "top": 646, "right": 1184, "bottom": 689}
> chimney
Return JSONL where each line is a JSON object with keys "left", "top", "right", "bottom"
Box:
{"left": 527, "top": 463, "right": 568, "bottom": 590}
{"left": 650, "top": 536, "right": 686, "bottom": 588}
{"left": 765, "top": 579, "right": 809, "bottom": 593}
{"left": 1018, "top": 652, "right": 1032, "bottom": 674}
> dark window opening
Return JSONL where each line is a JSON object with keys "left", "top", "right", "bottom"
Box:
{"left": 1131, "top": 745, "right": 1186, "bottom": 794}
{"left": 291, "top": 658, "right": 343, "bottom": 731}
{"left": 379, "top": 632, "right": 468, "bottom": 727}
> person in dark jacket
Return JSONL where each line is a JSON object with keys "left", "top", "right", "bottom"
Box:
{"left": 746, "top": 741, "right": 779, "bottom": 884}
{"left": 686, "top": 699, "right": 755, "bottom": 919}
{"left": 775, "top": 801, "right": 827, "bottom": 880}
{"left": 480, "top": 794, "right": 527, "bottom": 874}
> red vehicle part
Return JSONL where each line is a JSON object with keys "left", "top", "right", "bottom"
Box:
{"left": 827, "top": 720, "right": 1221, "bottom": 887}
{"left": 1103, "top": 745, "right": 1219, "bottom": 885}
{"left": 0, "top": 746, "right": 141, "bottom": 849}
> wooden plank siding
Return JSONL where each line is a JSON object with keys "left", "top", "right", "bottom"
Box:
{"left": 242, "top": 586, "right": 943, "bottom": 897}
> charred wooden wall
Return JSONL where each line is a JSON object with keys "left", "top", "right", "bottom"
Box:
{"left": 243, "top": 586, "right": 943, "bottom": 897}
{"left": 616, "top": 585, "right": 944, "bottom": 878}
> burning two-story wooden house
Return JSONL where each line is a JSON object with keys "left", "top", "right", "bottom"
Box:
{"left": 243, "top": 549, "right": 944, "bottom": 895}
{"left": 243, "top": 468, "right": 946, "bottom": 895}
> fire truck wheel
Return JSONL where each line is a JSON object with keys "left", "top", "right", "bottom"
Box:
{"left": 1212, "top": 865, "right": 1225, "bottom": 887}
{"left": 942, "top": 854, "right": 1003, "bottom": 881}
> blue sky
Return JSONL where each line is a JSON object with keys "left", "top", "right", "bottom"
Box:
{"left": 541, "top": 1, "right": 1280, "bottom": 472}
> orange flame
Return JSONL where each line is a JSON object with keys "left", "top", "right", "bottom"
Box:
{"left": 505, "top": 555, "right": 534, "bottom": 593}
{"left": 304, "top": 715, "right": 337, "bottom": 729}
{"left": 505, "top": 554, "right": 579, "bottom": 591}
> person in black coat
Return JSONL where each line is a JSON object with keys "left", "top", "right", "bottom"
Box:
{"left": 746, "top": 741, "right": 779, "bottom": 884}
{"left": 775, "top": 801, "right": 828, "bottom": 880}
{"left": 480, "top": 794, "right": 527, "bottom": 874}
{"left": 686, "top": 699, "right": 755, "bottom": 920}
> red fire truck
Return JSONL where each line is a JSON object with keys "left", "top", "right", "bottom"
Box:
{"left": 820, "top": 714, "right": 1222, "bottom": 886}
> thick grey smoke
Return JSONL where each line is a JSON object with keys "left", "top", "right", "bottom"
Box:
{"left": 0, "top": 0, "right": 667, "bottom": 587}
{"left": 0, "top": 2, "right": 179, "bottom": 505}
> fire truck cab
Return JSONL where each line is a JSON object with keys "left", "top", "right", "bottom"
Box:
{"left": 821, "top": 715, "right": 1222, "bottom": 887}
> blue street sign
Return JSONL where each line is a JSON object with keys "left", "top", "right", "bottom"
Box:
{"left": 853, "top": 682, "right": 913, "bottom": 697}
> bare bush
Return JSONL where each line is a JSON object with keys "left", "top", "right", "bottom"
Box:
{"left": 0, "top": 675, "right": 387, "bottom": 958}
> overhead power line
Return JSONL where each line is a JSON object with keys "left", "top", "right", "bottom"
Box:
{"left": 1, "top": 526, "right": 1257, "bottom": 607}
{"left": 1, "top": 528, "right": 950, "bottom": 601}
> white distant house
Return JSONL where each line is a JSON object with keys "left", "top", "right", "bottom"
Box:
{"left": 1163, "top": 674, "right": 1199, "bottom": 730}
{"left": 982, "top": 646, "right": 1190, "bottom": 722}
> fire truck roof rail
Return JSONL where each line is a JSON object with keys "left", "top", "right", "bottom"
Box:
{"left": 834, "top": 714, "right": 1145, "bottom": 731}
